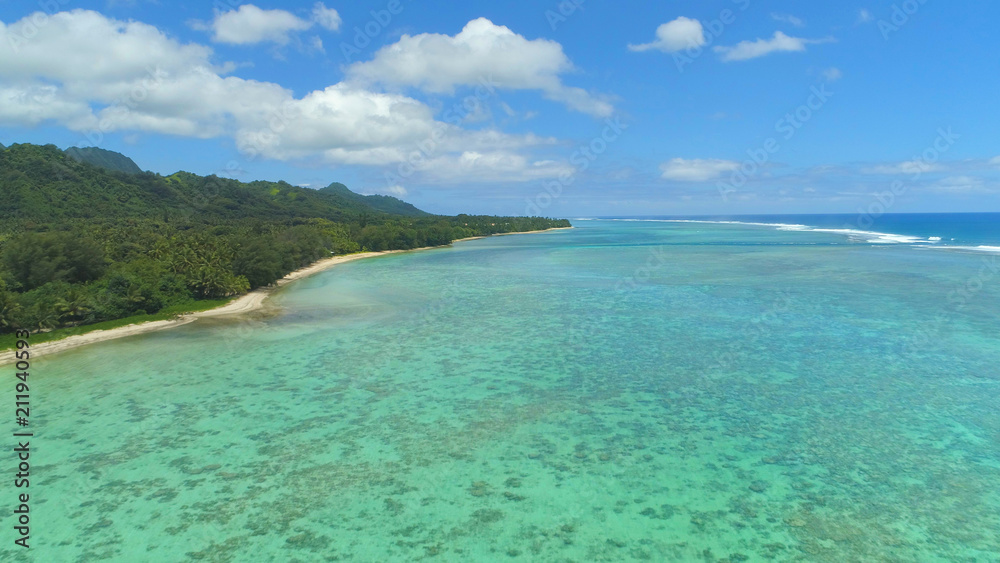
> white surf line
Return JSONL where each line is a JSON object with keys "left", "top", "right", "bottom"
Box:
{"left": 613, "top": 218, "right": 946, "bottom": 246}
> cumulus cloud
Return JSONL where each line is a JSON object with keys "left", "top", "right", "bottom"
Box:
{"left": 347, "top": 18, "right": 613, "bottom": 117}
{"left": 660, "top": 158, "right": 740, "bottom": 182}
{"left": 714, "top": 32, "right": 834, "bottom": 62}
{"left": 202, "top": 5, "right": 313, "bottom": 45}
{"left": 628, "top": 17, "right": 706, "bottom": 53}
{"left": 192, "top": 3, "right": 341, "bottom": 46}
{"left": 0, "top": 9, "right": 258, "bottom": 136}
{"left": 416, "top": 152, "right": 575, "bottom": 184}
{"left": 0, "top": 10, "right": 564, "bottom": 184}
{"left": 0, "top": 85, "right": 94, "bottom": 129}
{"left": 771, "top": 13, "right": 805, "bottom": 27}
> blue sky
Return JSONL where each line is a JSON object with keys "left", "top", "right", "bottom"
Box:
{"left": 1, "top": 0, "right": 998, "bottom": 217}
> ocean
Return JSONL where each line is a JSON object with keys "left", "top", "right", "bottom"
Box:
{"left": 14, "top": 215, "right": 1000, "bottom": 561}
{"left": 592, "top": 213, "right": 1000, "bottom": 248}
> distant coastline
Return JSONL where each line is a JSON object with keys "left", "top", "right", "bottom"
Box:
{"left": 0, "top": 227, "right": 572, "bottom": 365}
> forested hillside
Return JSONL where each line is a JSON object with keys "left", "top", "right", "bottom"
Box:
{"left": 0, "top": 143, "right": 570, "bottom": 335}
{"left": 320, "top": 182, "right": 430, "bottom": 217}
{"left": 0, "top": 144, "right": 427, "bottom": 223}
{"left": 64, "top": 146, "right": 143, "bottom": 174}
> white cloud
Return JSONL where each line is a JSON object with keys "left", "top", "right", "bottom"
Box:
{"left": 416, "top": 152, "right": 574, "bottom": 184}
{"left": 2, "top": 11, "right": 216, "bottom": 82}
{"left": 927, "top": 176, "right": 992, "bottom": 194}
{"left": 309, "top": 36, "right": 325, "bottom": 53}
{"left": 714, "top": 32, "right": 834, "bottom": 62}
{"left": 205, "top": 5, "right": 313, "bottom": 45}
{"left": 857, "top": 9, "right": 874, "bottom": 24}
{"left": 347, "top": 17, "right": 613, "bottom": 117}
{"left": 822, "top": 67, "right": 843, "bottom": 82}
{"left": 628, "top": 17, "right": 706, "bottom": 53}
{"left": 660, "top": 158, "right": 740, "bottom": 182}
{"left": 365, "top": 184, "right": 408, "bottom": 197}
{"left": 0, "top": 85, "right": 94, "bottom": 128}
{"left": 863, "top": 160, "right": 943, "bottom": 175}
{"left": 771, "top": 13, "right": 805, "bottom": 27}
{"left": 193, "top": 3, "right": 341, "bottom": 46}
{"left": 0, "top": 10, "right": 565, "bottom": 185}
{"left": 0, "top": 9, "right": 260, "bottom": 136}
{"left": 311, "top": 2, "right": 341, "bottom": 31}
{"left": 235, "top": 86, "right": 560, "bottom": 175}
{"left": 989, "top": 156, "right": 1000, "bottom": 166}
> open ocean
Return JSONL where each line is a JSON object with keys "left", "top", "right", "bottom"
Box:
{"left": 15, "top": 215, "right": 1000, "bottom": 561}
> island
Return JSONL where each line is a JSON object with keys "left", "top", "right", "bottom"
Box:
{"left": 0, "top": 143, "right": 570, "bottom": 351}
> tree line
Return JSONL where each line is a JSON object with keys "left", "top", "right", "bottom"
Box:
{"left": 0, "top": 216, "right": 568, "bottom": 333}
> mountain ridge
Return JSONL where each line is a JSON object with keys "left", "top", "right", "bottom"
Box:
{"left": 65, "top": 146, "right": 142, "bottom": 174}
{"left": 0, "top": 143, "right": 432, "bottom": 222}
{"left": 320, "top": 182, "right": 428, "bottom": 217}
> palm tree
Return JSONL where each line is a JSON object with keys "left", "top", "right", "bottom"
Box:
{"left": 58, "top": 288, "right": 95, "bottom": 325}
{"left": 32, "top": 303, "right": 60, "bottom": 332}
{"left": 0, "top": 292, "right": 20, "bottom": 330}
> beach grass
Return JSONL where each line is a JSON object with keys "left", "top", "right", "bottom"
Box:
{"left": 0, "top": 298, "right": 236, "bottom": 352}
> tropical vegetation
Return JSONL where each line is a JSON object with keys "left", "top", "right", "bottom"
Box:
{"left": 0, "top": 143, "right": 570, "bottom": 334}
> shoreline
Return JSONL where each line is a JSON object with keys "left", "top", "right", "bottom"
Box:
{"left": 0, "top": 227, "right": 571, "bottom": 365}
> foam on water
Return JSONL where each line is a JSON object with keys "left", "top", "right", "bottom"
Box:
{"left": 647, "top": 219, "right": 946, "bottom": 246}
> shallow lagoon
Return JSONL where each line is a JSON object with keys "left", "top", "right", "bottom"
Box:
{"left": 13, "top": 220, "right": 1000, "bottom": 561}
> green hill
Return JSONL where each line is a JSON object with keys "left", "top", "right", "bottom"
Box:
{"left": 65, "top": 146, "right": 143, "bottom": 174}
{"left": 0, "top": 143, "right": 429, "bottom": 223}
{"left": 0, "top": 142, "right": 570, "bottom": 338}
{"left": 320, "top": 182, "right": 429, "bottom": 216}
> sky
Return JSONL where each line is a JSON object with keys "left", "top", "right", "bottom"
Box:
{"left": 1, "top": 0, "right": 998, "bottom": 217}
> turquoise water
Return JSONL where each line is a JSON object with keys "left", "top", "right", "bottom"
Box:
{"left": 10, "top": 220, "right": 1000, "bottom": 562}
